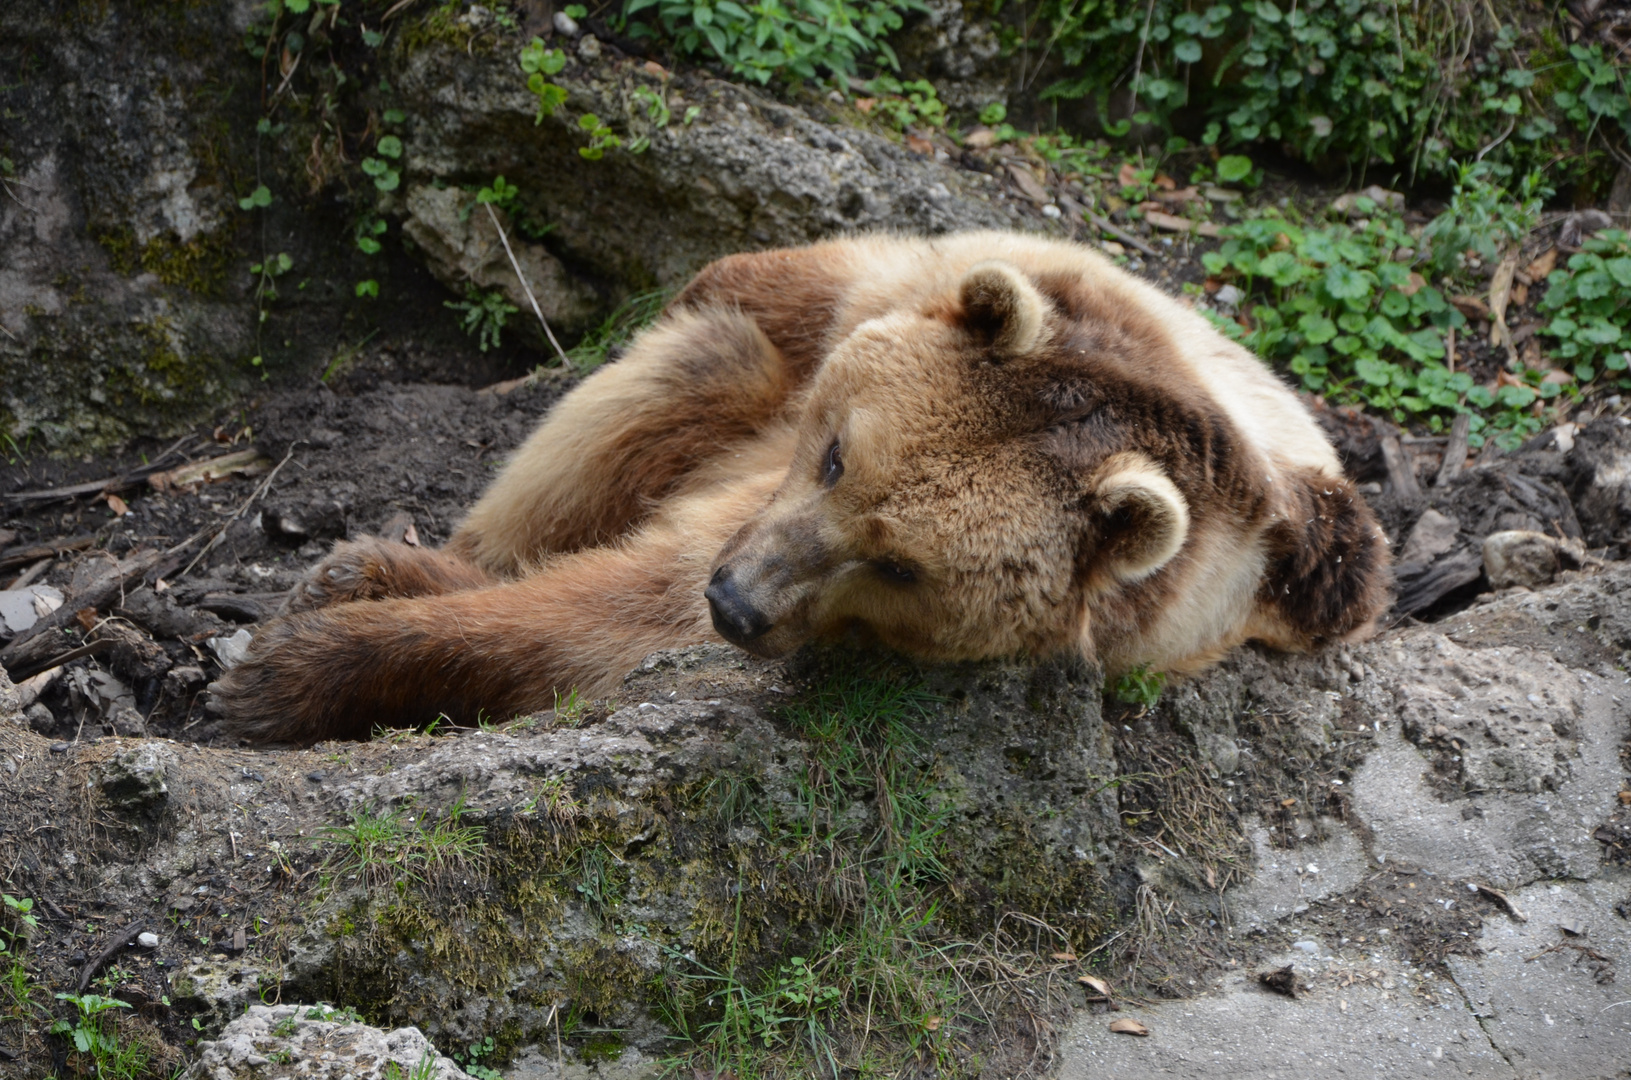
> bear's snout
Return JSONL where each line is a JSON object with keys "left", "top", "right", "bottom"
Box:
{"left": 705, "top": 566, "right": 774, "bottom": 646}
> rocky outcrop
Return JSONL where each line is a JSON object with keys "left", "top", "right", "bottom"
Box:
{"left": 0, "top": 2, "right": 1038, "bottom": 454}
{"left": 183, "top": 1005, "right": 474, "bottom": 1080}
{"left": 386, "top": 37, "right": 1025, "bottom": 295}
{"left": 0, "top": 3, "right": 260, "bottom": 451}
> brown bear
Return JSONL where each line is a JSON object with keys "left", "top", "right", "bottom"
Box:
{"left": 211, "top": 231, "right": 1390, "bottom": 742}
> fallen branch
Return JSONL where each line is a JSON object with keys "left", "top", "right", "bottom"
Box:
{"left": 0, "top": 534, "right": 95, "bottom": 573}
{"left": 0, "top": 550, "right": 163, "bottom": 673}
{"left": 173, "top": 444, "right": 301, "bottom": 580}
{"left": 79, "top": 920, "right": 146, "bottom": 993}
{"left": 483, "top": 201, "right": 572, "bottom": 367}
{"left": 1087, "top": 214, "right": 1160, "bottom": 258}
{"left": 3, "top": 434, "right": 205, "bottom": 506}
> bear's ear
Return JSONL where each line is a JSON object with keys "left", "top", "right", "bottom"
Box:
{"left": 958, "top": 261, "right": 1045, "bottom": 358}
{"left": 1092, "top": 454, "right": 1189, "bottom": 582}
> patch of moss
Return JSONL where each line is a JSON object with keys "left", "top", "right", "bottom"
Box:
{"left": 93, "top": 225, "right": 236, "bottom": 297}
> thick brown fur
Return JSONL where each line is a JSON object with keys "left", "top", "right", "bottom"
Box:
{"left": 211, "top": 232, "right": 1390, "bottom": 743}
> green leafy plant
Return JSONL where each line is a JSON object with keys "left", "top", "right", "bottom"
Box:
{"left": 476, "top": 174, "right": 519, "bottom": 208}
{"left": 1028, "top": 0, "right": 1627, "bottom": 188}
{"left": 51, "top": 992, "right": 147, "bottom": 1079}
{"left": 360, "top": 154, "right": 400, "bottom": 192}
{"left": 576, "top": 113, "right": 623, "bottom": 159}
{"left": 625, "top": 0, "right": 919, "bottom": 85}
{"left": 1196, "top": 174, "right": 1566, "bottom": 450}
{"left": 457, "top": 1035, "right": 504, "bottom": 1080}
{"left": 237, "top": 184, "right": 272, "bottom": 211}
{"left": 520, "top": 37, "right": 568, "bottom": 121}
{"left": 445, "top": 288, "right": 519, "bottom": 352}
{"left": 1111, "top": 666, "right": 1166, "bottom": 708}
{"left": 1539, "top": 229, "right": 1631, "bottom": 386}
{"left": 863, "top": 76, "right": 946, "bottom": 130}
{"left": 1419, "top": 161, "right": 1550, "bottom": 280}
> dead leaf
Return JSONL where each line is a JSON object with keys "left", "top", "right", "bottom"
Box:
{"left": 76, "top": 607, "right": 98, "bottom": 633}
{"left": 1488, "top": 250, "right": 1520, "bottom": 351}
{"left": 1117, "top": 162, "right": 1141, "bottom": 188}
{"left": 1279, "top": 797, "right": 1297, "bottom": 808}
{"left": 1077, "top": 975, "right": 1113, "bottom": 999}
{"left": 1451, "top": 295, "right": 1491, "bottom": 320}
{"left": 105, "top": 494, "right": 129, "bottom": 517}
{"left": 1006, "top": 163, "right": 1051, "bottom": 204}
{"left": 1524, "top": 247, "right": 1557, "bottom": 282}
{"left": 1108, "top": 1018, "right": 1150, "bottom": 1036}
{"left": 854, "top": 97, "right": 876, "bottom": 114}
{"left": 1143, "top": 210, "right": 1220, "bottom": 237}
{"left": 905, "top": 134, "right": 934, "bottom": 156}
{"left": 1155, "top": 186, "right": 1202, "bottom": 205}
{"left": 1398, "top": 271, "right": 1427, "bottom": 297}
{"left": 642, "top": 60, "right": 669, "bottom": 77}
{"left": 148, "top": 449, "right": 273, "bottom": 493}
{"left": 922, "top": 1016, "right": 943, "bottom": 1031}
{"left": 1513, "top": 282, "right": 1529, "bottom": 307}
{"left": 1258, "top": 964, "right": 1298, "bottom": 998}
{"left": 1203, "top": 277, "right": 1224, "bottom": 294}
{"left": 1153, "top": 171, "right": 1177, "bottom": 191}
{"left": 1473, "top": 882, "right": 1529, "bottom": 922}
{"left": 1051, "top": 952, "right": 1078, "bottom": 962}
{"left": 1618, "top": 790, "right": 1630, "bottom": 805}
{"left": 963, "top": 127, "right": 996, "bottom": 149}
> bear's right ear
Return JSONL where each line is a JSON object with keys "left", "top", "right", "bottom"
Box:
{"left": 958, "top": 261, "right": 1045, "bottom": 358}
{"left": 1091, "top": 454, "right": 1189, "bottom": 582}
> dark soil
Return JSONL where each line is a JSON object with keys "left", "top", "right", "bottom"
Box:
{"left": 1, "top": 367, "right": 570, "bottom": 746}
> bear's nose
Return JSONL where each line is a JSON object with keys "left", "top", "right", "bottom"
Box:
{"left": 705, "top": 568, "right": 773, "bottom": 645}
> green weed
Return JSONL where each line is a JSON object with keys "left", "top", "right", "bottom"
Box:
{"left": 317, "top": 800, "right": 487, "bottom": 893}
{"left": 659, "top": 667, "right": 980, "bottom": 1077}
{"left": 446, "top": 288, "right": 520, "bottom": 353}
{"left": 624, "top": 0, "right": 919, "bottom": 85}
{"left": 50, "top": 993, "right": 147, "bottom": 1080}
{"left": 565, "top": 289, "right": 672, "bottom": 372}
{"left": 1110, "top": 666, "right": 1166, "bottom": 708}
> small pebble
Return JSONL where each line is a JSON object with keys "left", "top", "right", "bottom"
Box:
{"left": 137, "top": 932, "right": 160, "bottom": 948}
{"left": 50, "top": 742, "right": 69, "bottom": 754}
{"left": 1293, "top": 939, "right": 1320, "bottom": 954}
{"left": 552, "top": 10, "right": 579, "bottom": 35}
{"left": 1041, "top": 204, "right": 1062, "bottom": 219}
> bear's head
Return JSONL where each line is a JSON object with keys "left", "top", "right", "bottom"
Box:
{"left": 705, "top": 260, "right": 1200, "bottom": 663}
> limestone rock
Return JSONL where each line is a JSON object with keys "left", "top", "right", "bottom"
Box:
{"left": 94, "top": 741, "right": 178, "bottom": 811}
{"left": 182, "top": 1004, "right": 473, "bottom": 1080}
{"left": 389, "top": 45, "right": 1025, "bottom": 292}
{"left": 1482, "top": 529, "right": 1564, "bottom": 589}
{"left": 169, "top": 957, "right": 269, "bottom": 1038}
{"left": 401, "top": 185, "right": 600, "bottom": 335}
{"left": 0, "top": 662, "right": 20, "bottom": 726}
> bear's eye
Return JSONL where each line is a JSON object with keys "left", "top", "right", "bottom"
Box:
{"left": 823, "top": 438, "right": 844, "bottom": 487}
{"left": 874, "top": 560, "right": 916, "bottom": 585}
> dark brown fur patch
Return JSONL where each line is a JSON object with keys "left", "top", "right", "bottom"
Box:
{"left": 672, "top": 249, "right": 851, "bottom": 375}
{"left": 1260, "top": 472, "right": 1392, "bottom": 642}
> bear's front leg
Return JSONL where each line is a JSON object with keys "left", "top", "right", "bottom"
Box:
{"left": 280, "top": 535, "right": 496, "bottom": 615}
{"left": 211, "top": 530, "right": 724, "bottom": 743}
